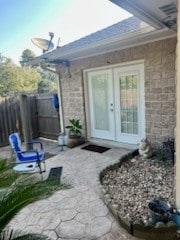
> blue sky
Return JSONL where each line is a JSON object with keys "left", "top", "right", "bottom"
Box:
{"left": 0, "top": 0, "right": 131, "bottom": 64}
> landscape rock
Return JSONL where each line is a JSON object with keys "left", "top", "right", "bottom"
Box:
{"left": 101, "top": 155, "right": 174, "bottom": 223}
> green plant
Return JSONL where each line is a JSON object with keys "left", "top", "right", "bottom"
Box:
{"left": 0, "top": 158, "right": 71, "bottom": 239}
{"left": 155, "top": 138, "right": 175, "bottom": 164}
{"left": 65, "top": 119, "right": 82, "bottom": 136}
{"left": 0, "top": 178, "right": 70, "bottom": 231}
{"left": 0, "top": 159, "right": 11, "bottom": 173}
{"left": 0, "top": 159, "right": 19, "bottom": 188}
{"left": 0, "top": 171, "right": 19, "bottom": 189}
{"left": 0, "top": 230, "right": 50, "bottom": 240}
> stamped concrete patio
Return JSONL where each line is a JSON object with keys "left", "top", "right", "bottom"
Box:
{"left": 3, "top": 139, "right": 140, "bottom": 240}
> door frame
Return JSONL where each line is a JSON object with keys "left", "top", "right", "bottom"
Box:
{"left": 113, "top": 63, "right": 145, "bottom": 144}
{"left": 83, "top": 59, "right": 145, "bottom": 143}
{"left": 88, "top": 69, "right": 116, "bottom": 140}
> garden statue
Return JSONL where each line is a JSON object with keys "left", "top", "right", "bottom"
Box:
{"left": 139, "top": 137, "right": 153, "bottom": 159}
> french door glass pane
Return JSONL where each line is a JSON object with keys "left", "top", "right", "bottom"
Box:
{"left": 92, "top": 74, "right": 109, "bottom": 130}
{"left": 120, "top": 74, "right": 138, "bottom": 134}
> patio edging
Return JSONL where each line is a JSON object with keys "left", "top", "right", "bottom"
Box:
{"left": 99, "top": 150, "right": 177, "bottom": 240}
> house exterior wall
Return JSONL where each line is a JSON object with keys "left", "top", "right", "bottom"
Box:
{"left": 57, "top": 37, "right": 176, "bottom": 146}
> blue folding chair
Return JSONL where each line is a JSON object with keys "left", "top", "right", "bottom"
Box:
{"left": 9, "top": 133, "right": 46, "bottom": 177}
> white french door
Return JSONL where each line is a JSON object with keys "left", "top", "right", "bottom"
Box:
{"left": 114, "top": 64, "right": 145, "bottom": 144}
{"left": 88, "top": 69, "right": 115, "bottom": 140}
{"left": 87, "top": 62, "right": 145, "bottom": 144}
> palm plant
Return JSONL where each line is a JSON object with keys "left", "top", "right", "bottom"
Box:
{"left": 0, "top": 185, "right": 36, "bottom": 231}
{"left": 0, "top": 230, "right": 49, "bottom": 240}
{"left": 0, "top": 159, "right": 69, "bottom": 239}
{"left": 65, "top": 119, "right": 82, "bottom": 136}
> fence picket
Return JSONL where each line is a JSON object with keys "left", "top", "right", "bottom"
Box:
{"left": 0, "top": 93, "right": 59, "bottom": 147}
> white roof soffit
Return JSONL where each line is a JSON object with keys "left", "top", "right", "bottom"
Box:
{"left": 31, "top": 26, "right": 175, "bottom": 66}
{"left": 110, "top": 0, "right": 177, "bottom": 31}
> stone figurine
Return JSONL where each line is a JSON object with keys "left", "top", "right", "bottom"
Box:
{"left": 139, "top": 137, "right": 153, "bottom": 159}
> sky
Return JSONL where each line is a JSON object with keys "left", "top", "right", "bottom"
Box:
{"left": 0, "top": 0, "right": 132, "bottom": 65}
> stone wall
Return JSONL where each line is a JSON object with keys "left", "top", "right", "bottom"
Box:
{"left": 57, "top": 37, "right": 176, "bottom": 146}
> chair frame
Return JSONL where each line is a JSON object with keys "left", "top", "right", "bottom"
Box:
{"left": 9, "top": 133, "right": 46, "bottom": 177}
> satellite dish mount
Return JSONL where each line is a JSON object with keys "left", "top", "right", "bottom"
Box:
{"left": 31, "top": 32, "right": 54, "bottom": 53}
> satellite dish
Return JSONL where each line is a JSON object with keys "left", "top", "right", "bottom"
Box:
{"left": 31, "top": 32, "right": 54, "bottom": 53}
{"left": 31, "top": 38, "right": 54, "bottom": 52}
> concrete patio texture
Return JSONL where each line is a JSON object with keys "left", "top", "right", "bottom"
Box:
{"left": 3, "top": 139, "right": 140, "bottom": 240}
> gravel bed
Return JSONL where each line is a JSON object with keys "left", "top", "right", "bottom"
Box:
{"left": 101, "top": 155, "right": 175, "bottom": 223}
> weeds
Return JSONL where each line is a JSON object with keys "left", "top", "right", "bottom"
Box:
{"left": 155, "top": 138, "right": 175, "bottom": 165}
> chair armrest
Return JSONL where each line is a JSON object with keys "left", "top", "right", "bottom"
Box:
{"left": 21, "top": 150, "right": 39, "bottom": 153}
{"left": 25, "top": 141, "right": 43, "bottom": 150}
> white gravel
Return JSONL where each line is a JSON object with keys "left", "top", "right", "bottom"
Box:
{"left": 101, "top": 155, "right": 175, "bottom": 223}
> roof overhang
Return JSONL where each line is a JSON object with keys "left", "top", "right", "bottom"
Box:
{"left": 30, "top": 25, "right": 176, "bottom": 67}
{"left": 29, "top": 0, "right": 177, "bottom": 67}
{"left": 110, "top": 0, "right": 177, "bottom": 31}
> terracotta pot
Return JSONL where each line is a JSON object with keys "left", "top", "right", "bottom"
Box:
{"left": 67, "top": 135, "right": 83, "bottom": 148}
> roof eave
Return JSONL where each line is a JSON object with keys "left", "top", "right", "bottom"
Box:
{"left": 30, "top": 26, "right": 152, "bottom": 66}
{"left": 110, "top": 0, "right": 166, "bottom": 30}
{"left": 30, "top": 26, "right": 176, "bottom": 66}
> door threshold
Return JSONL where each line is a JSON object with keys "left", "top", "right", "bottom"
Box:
{"left": 88, "top": 138, "right": 138, "bottom": 150}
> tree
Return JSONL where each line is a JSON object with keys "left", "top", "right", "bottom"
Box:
{"left": 0, "top": 53, "right": 13, "bottom": 64}
{"left": 20, "top": 49, "right": 58, "bottom": 93}
{"left": 20, "top": 49, "right": 36, "bottom": 67}
{"left": 37, "top": 68, "right": 57, "bottom": 93}
{"left": 20, "top": 49, "right": 58, "bottom": 92}
{"left": 0, "top": 52, "right": 57, "bottom": 96}
{"left": 0, "top": 53, "right": 41, "bottom": 96}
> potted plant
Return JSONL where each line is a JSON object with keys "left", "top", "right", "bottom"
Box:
{"left": 65, "top": 119, "right": 84, "bottom": 148}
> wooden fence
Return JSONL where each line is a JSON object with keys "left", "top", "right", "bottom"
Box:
{"left": 0, "top": 94, "right": 59, "bottom": 147}
{"left": 36, "top": 95, "right": 60, "bottom": 140}
{"left": 0, "top": 96, "right": 22, "bottom": 146}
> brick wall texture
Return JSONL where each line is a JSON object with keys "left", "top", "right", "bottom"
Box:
{"left": 57, "top": 37, "right": 176, "bottom": 146}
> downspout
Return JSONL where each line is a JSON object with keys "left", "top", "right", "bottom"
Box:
{"left": 57, "top": 72, "right": 65, "bottom": 133}
{"left": 40, "top": 65, "right": 65, "bottom": 134}
{"left": 176, "top": 1, "right": 180, "bottom": 210}
{"left": 174, "top": 1, "right": 180, "bottom": 236}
